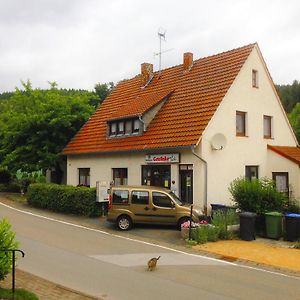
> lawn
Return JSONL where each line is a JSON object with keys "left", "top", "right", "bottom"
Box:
{"left": 0, "top": 287, "right": 38, "bottom": 300}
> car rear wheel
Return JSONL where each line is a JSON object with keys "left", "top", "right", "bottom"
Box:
{"left": 117, "top": 215, "right": 132, "bottom": 231}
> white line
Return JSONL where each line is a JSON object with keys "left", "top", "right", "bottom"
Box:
{"left": 1, "top": 201, "right": 299, "bottom": 280}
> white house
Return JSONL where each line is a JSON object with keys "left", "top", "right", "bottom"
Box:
{"left": 64, "top": 43, "right": 300, "bottom": 213}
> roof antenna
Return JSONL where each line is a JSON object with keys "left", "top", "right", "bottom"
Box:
{"left": 154, "top": 28, "right": 173, "bottom": 76}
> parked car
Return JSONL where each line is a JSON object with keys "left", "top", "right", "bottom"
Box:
{"left": 106, "top": 185, "right": 203, "bottom": 230}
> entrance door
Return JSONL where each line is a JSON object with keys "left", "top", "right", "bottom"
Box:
{"left": 180, "top": 165, "right": 193, "bottom": 204}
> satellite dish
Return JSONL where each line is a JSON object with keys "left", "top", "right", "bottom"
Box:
{"left": 210, "top": 133, "right": 227, "bottom": 150}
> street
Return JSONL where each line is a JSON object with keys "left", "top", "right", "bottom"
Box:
{"left": 1, "top": 202, "right": 300, "bottom": 300}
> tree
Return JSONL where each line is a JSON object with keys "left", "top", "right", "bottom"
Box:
{"left": 0, "top": 81, "right": 98, "bottom": 179}
{"left": 0, "top": 218, "right": 19, "bottom": 281}
{"left": 276, "top": 80, "right": 300, "bottom": 113}
{"left": 94, "top": 82, "right": 114, "bottom": 106}
{"left": 289, "top": 102, "right": 300, "bottom": 142}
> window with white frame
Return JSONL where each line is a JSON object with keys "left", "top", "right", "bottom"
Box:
{"left": 236, "top": 111, "right": 247, "bottom": 136}
{"left": 263, "top": 115, "right": 272, "bottom": 139}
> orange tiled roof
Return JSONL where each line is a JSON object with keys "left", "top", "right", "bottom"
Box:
{"left": 267, "top": 145, "right": 300, "bottom": 165}
{"left": 64, "top": 43, "right": 256, "bottom": 154}
{"left": 109, "top": 89, "right": 174, "bottom": 120}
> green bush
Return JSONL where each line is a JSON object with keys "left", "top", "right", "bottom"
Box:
{"left": 27, "top": 183, "right": 101, "bottom": 217}
{"left": 191, "top": 225, "right": 220, "bottom": 244}
{"left": 229, "top": 177, "right": 288, "bottom": 214}
{"left": 0, "top": 287, "right": 39, "bottom": 300}
{"left": 211, "top": 210, "right": 236, "bottom": 240}
{"left": 0, "top": 219, "right": 19, "bottom": 281}
{"left": 0, "top": 183, "right": 20, "bottom": 193}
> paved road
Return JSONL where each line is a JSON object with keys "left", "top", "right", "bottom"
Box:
{"left": 1, "top": 202, "right": 300, "bottom": 300}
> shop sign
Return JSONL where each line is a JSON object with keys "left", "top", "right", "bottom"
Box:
{"left": 145, "top": 153, "right": 180, "bottom": 164}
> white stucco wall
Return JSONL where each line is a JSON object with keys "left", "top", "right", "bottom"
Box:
{"left": 67, "top": 146, "right": 207, "bottom": 207}
{"left": 202, "top": 46, "right": 298, "bottom": 207}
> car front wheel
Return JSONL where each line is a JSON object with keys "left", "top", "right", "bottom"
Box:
{"left": 117, "top": 215, "right": 132, "bottom": 231}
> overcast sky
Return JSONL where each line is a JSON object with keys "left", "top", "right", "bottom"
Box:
{"left": 0, "top": 0, "right": 299, "bottom": 92}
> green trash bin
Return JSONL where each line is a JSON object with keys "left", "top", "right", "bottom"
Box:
{"left": 265, "top": 212, "right": 283, "bottom": 239}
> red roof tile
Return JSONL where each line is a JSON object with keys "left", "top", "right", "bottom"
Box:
{"left": 64, "top": 44, "right": 256, "bottom": 154}
{"left": 267, "top": 145, "right": 300, "bottom": 165}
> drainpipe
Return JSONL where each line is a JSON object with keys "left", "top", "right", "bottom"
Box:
{"left": 191, "top": 146, "right": 208, "bottom": 216}
{"left": 138, "top": 115, "right": 146, "bottom": 132}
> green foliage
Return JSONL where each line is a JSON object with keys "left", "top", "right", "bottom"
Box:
{"left": 0, "top": 80, "right": 98, "bottom": 174}
{"left": 289, "top": 102, "right": 300, "bottom": 143}
{"left": 276, "top": 80, "right": 300, "bottom": 113}
{"left": 191, "top": 225, "right": 220, "bottom": 244}
{"left": 0, "top": 287, "right": 39, "bottom": 300}
{"left": 211, "top": 210, "right": 237, "bottom": 240}
{"left": 94, "top": 82, "right": 114, "bottom": 106}
{"left": 0, "top": 219, "right": 19, "bottom": 281}
{"left": 293, "top": 241, "right": 300, "bottom": 249}
{"left": 27, "top": 183, "right": 101, "bottom": 217}
{"left": 15, "top": 169, "right": 45, "bottom": 193}
{"left": 229, "top": 177, "right": 288, "bottom": 214}
{"left": 0, "top": 168, "right": 11, "bottom": 184}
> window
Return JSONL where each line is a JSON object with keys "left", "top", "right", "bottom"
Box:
{"left": 113, "top": 168, "right": 128, "bottom": 185}
{"left": 252, "top": 70, "right": 258, "bottom": 88}
{"left": 125, "top": 120, "right": 132, "bottom": 135}
{"left": 264, "top": 115, "right": 272, "bottom": 139}
{"left": 108, "top": 118, "right": 140, "bottom": 137}
{"left": 152, "top": 192, "right": 173, "bottom": 208}
{"left": 133, "top": 119, "right": 140, "bottom": 134}
{"left": 132, "top": 191, "right": 149, "bottom": 205}
{"left": 236, "top": 111, "right": 246, "bottom": 136}
{"left": 245, "top": 166, "right": 259, "bottom": 181}
{"left": 112, "top": 190, "right": 129, "bottom": 204}
{"left": 117, "top": 121, "right": 124, "bottom": 135}
{"left": 110, "top": 122, "right": 117, "bottom": 136}
{"left": 272, "top": 172, "right": 289, "bottom": 196}
{"left": 78, "top": 168, "right": 90, "bottom": 187}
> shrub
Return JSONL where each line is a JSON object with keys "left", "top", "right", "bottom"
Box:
{"left": 15, "top": 169, "right": 46, "bottom": 194}
{"left": 229, "top": 177, "right": 288, "bottom": 214}
{"left": 191, "top": 224, "right": 220, "bottom": 244}
{"left": 0, "top": 219, "right": 19, "bottom": 281}
{"left": 211, "top": 210, "right": 236, "bottom": 240}
{"left": 27, "top": 183, "right": 101, "bottom": 217}
{"left": 0, "top": 183, "right": 20, "bottom": 193}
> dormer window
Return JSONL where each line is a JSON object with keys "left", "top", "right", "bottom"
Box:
{"left": 109, "top": 118, "right": 141, "bottom": 138}
{"left": 117, "top": 121, "right": 125, "bottom": 135}
{"left": 133, "top": 119, "right": 140, "bottom": 134}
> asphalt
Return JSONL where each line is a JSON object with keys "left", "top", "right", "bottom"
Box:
{"left": 0, "top": 193, "right": 299, "bottom": 299}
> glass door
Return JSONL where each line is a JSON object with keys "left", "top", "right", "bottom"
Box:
{"left": 180, "top": 165, "right": 193, "bottom": 204}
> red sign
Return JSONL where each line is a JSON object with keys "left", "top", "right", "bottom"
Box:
{"left": 145, "top": 153, "right": 180, "bottom": 164}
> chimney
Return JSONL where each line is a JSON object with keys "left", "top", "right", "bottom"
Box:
{"left": 141, "top": 63, "right": 153, "bottom": 86}
{"left": 183, "top": 52, "right": 193, "bottom": 70}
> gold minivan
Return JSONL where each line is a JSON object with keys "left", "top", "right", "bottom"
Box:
{"left": 106, "top": 185, "right": 203, "bottom": 230}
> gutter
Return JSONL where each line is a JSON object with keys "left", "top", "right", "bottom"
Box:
{"left": 191, "top": 145, "right": 208, "bottom": 216}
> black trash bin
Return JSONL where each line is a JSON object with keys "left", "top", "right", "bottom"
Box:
{"left": 285, "top": 213, "right": 300, "bottom": 241}
{"left": 240, "top": 212, "right": 256, "bottom": 241}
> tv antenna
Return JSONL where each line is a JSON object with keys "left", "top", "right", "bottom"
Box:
{"left": 154, "top": 28, "right": 173, "bottom": 74}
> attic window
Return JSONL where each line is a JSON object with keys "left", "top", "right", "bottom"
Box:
{"left": 109, "top": 118, "right": 141, "bottom": 138}
{"left": 252, "top": 70, "right": 259, "bottom": 88}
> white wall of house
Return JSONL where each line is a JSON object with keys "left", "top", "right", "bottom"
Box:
{"left": 202, "top": 46, "right": 298, "bottom": 207}
{"left": 67, "top": 147, "right": 207, "bottom": 206}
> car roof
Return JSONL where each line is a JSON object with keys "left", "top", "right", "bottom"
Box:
{"left": 111, "top": 185, "right": 171, "bottom": 193}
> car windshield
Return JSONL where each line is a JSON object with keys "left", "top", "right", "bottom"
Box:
{"left": 168, "top": 192, "right": 183, "bottom": 206}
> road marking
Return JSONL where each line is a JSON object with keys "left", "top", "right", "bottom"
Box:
{"left": 90, "top": 253, "right": 225, "bottom": 267}
{"left": 1, "top": 201, "right": 299, "bottom": 280}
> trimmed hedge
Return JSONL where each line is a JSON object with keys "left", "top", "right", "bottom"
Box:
{"left": 27, "top": 183, "right": 101, "bottom": 217}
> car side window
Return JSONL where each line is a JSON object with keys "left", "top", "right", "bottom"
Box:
{"left": 112, "top": 190, "right": 129, "bottom": 204}
{"left": 152, "top": 192, "right": 173, "bottom": 208}
{"left": 132, "top": 191, "right": 149, "bottom": 205}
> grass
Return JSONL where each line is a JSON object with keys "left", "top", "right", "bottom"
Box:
{"left": 5, "top": 194, "right": 27, "bottom": 204}
{"left": 293, "top": 241, "right": 300, "bottom": 249}
{"left": 0, "top": 287, "right": 39, "bottom": 300}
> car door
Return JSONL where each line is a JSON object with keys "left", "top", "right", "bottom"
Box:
{"left": 130, "top": 190, "right": 153, "bottom": 223}
{"left": 151, "top": 191, "right": 177, "bottom": 224}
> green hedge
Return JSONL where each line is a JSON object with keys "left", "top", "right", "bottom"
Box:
{"left": 27, "top": 183, "right": 101, "bottom": 217}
